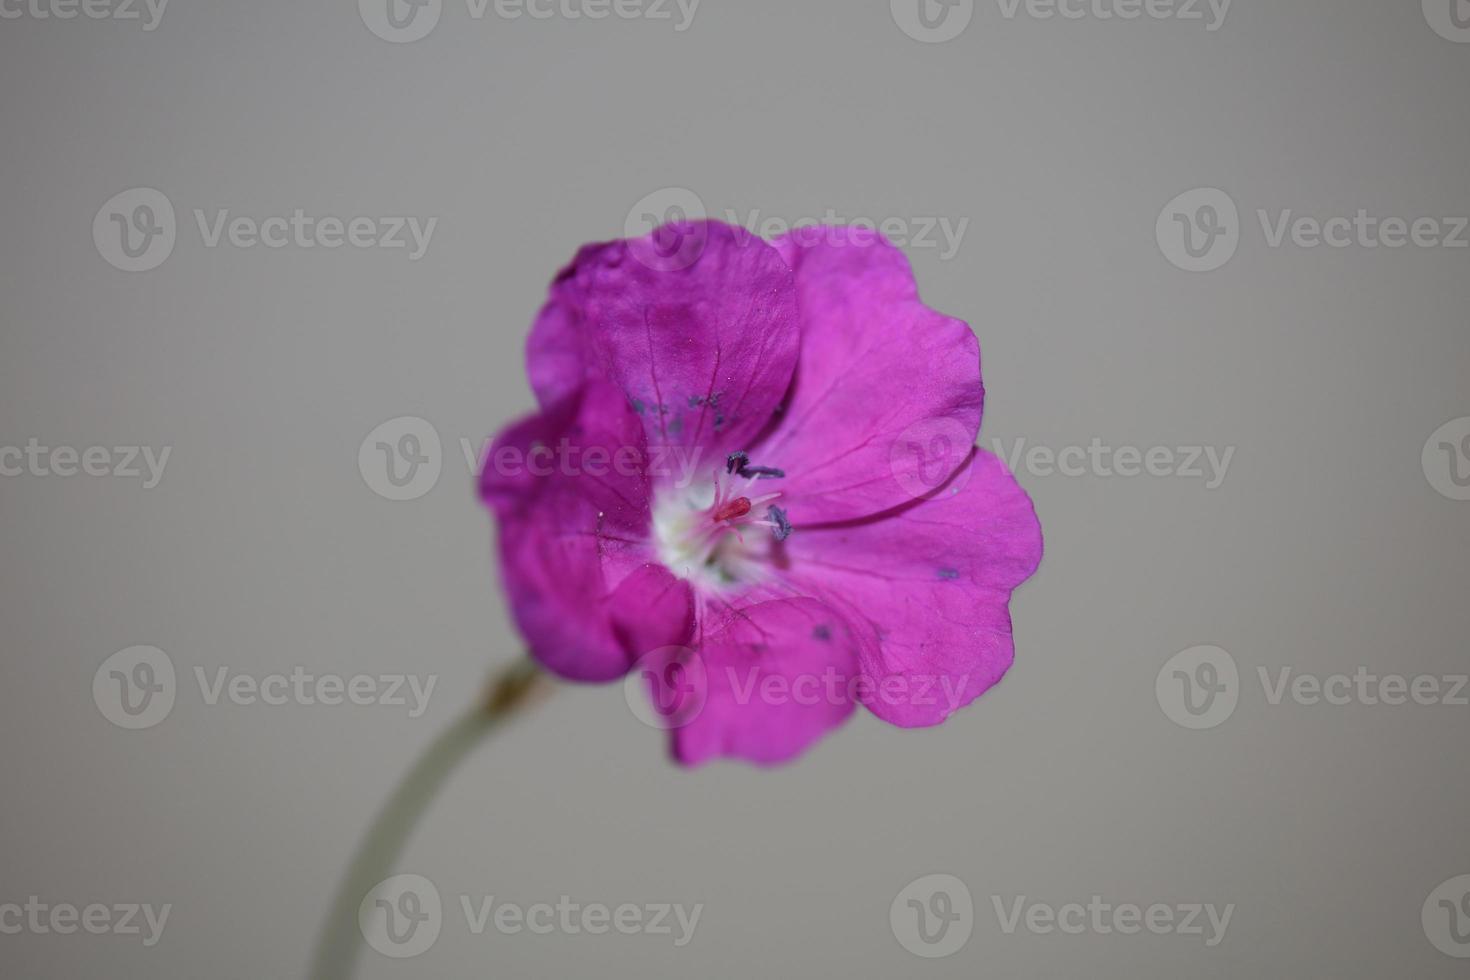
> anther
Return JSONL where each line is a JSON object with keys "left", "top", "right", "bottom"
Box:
{"left": 768, "top": 505, "right": 792, "bottom": 542}
{"left": 725, "top": 450, "right": 785, "bottom": 480}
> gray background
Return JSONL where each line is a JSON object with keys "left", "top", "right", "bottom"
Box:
{"left": 2, "top": 0, "right": 1468, "bottom": 977}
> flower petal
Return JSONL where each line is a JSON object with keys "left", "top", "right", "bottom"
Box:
{"left": 481, "top": 381, "right": 694, "bottom": 681}
{"left": 782, "top": 449, "right": 1042, "bottom": 727}
{"left": 757, "top": 225, "right": 983, "bottom": 523}
{"left": 526, "top": 221, "right": 800, "bottom": 466}
{"left": 609, "top": 563, "right": 697, "bottom": 660}
{"left": 670, "top": 597, "right": 859, "bottom": 767}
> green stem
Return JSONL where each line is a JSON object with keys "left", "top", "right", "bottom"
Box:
{"left": 309, "top": 657, "right": 550, "bottom": 980}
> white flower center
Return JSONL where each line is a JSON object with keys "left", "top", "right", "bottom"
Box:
{"left": 653, "top": 469, "right": 784, "bottom": 591}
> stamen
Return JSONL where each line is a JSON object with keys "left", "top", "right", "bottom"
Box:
{"left": 768, "top": 505, "right": 792, "bottom": 542}
{"left": 654, "top": 462, "right": 788, "bottom": 592}
{"left": 725, "top": 450, "right": 785, "bottom": 481}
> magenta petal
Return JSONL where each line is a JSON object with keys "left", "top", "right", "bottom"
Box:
{"left": 525, "top": 221, "right": 800, "bottom": 463}
{"left": 757, "top": 226, "right": 983, "bottom": 523}
{"left": 783, "top": 449, "right": 1043, "bottom": 727}
{"left": 481, "top": 381, "right": 693, "bottom": 681}
{"left": 524, "top": 298, "right": 584, "bottom": 412}
{"left": 609, "top": 563, "right": 696, "bottom": 660}
{"left": 481, "top": 379, "right": 649, "bottom": 532}
{"left": 671, "top": 597, "right": 859, "bottom": 767}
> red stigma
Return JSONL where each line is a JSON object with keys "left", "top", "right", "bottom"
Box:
{"left": 712, "top": 496, "right": 753, "bottom": 523}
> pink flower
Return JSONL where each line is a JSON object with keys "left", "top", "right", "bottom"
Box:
{"left": 481, "top": 221, "right": 1042, "bottom": 766}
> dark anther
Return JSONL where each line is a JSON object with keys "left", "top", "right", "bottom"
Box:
{"left": 726, "top": 450, "right": 785, "bottom": 480}
{"left": 768, "top": 505, "right": 792, "bottom": 542}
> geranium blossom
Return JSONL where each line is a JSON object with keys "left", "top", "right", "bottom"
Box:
{"left": 481, "top": 220, "right": 1042, "bottom": 765}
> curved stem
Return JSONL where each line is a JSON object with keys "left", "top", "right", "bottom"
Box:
{"left": 309, "top": 657, "right": 550, "bottom": 980}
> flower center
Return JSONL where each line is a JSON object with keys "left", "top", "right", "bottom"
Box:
{"left": 652, "top": 454, "right": 790, "bottom": 591}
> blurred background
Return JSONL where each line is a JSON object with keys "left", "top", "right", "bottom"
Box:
{"left": 1, "top": 0, "right": 1467, "bottom": 976}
